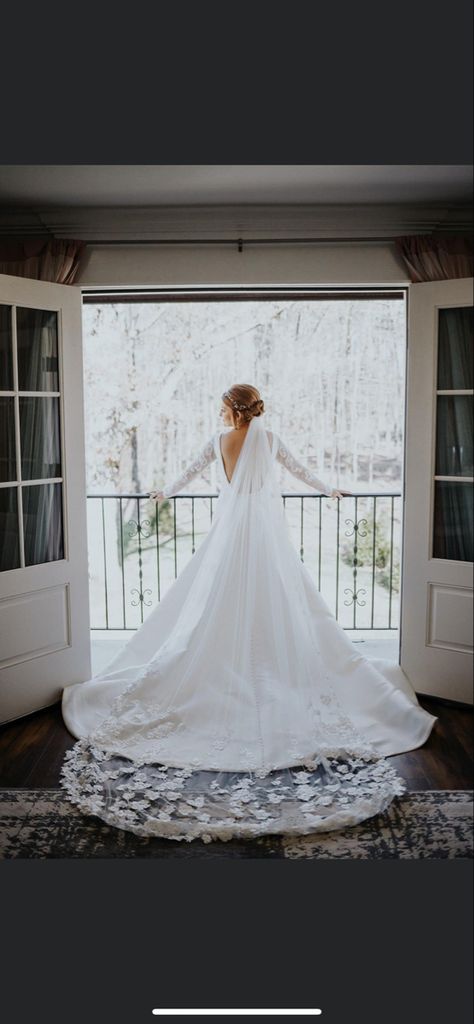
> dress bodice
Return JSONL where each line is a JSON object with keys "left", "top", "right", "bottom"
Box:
{"left": 213, "top": 428, "right": 279, "bottom": 490}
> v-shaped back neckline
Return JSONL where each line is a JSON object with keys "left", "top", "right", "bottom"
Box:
{"left": 218, "top": 427, "right": 250, "bottom": 485}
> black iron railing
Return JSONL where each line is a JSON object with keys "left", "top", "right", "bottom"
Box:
{"left": 86, "top": 492, "right": 402, "bottom": 632}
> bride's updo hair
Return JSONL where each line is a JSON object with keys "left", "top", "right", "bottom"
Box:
{"left": 222, "top": 384, "right": 265, "bottom": 426}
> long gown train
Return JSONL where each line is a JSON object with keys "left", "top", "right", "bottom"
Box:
{"left": 60, "top": 416, "right": 437, "bottom": 841}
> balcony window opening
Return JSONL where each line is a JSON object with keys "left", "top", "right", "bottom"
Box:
{"left": 82, "top": 292, "right": 406, "bottom": 642}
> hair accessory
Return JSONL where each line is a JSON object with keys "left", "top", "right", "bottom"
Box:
{"left": 222, "top": 390, "right": 260, "bottom": 412}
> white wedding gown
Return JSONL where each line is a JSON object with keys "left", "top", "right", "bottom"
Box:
{"left": 60, "top": 416, "right": 437, "bottom": 842}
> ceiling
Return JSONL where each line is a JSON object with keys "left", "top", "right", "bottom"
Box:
{"left": 0, "top": 166, "right": 471, "bottom": 241}
{"left": 0, "top": 165, "right": 472, "bottom": 207}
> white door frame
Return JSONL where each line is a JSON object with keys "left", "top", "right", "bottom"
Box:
{"left": 0, "top": 273, "right": 91, "bottom": 723}
{"left": 400, "top": 276, "right": 473, "bottom": 704}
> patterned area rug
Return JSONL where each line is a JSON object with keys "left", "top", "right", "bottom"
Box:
{"left": 0, "top": 789, "right": 472, "bottom": 859}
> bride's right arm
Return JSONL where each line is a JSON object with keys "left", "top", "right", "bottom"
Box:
{"left": 151, "top": 437, "right": 217, "bottom": 499}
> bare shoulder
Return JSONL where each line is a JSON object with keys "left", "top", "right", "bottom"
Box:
{"left": 220, "top": 429, "right": 241, "bottom": 456}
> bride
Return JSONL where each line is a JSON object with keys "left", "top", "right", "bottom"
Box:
{"left": 60, "top": 384, "right": 437, "bottom": 842}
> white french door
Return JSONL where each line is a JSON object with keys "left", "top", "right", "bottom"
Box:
{"left": 400, "top": 277, "right": 473, "bottom": 704}
{"left": 0, "top": 272, "right": 91, "bottom": 723}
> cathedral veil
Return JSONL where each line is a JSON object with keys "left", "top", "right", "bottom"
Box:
{"left": 60, "top": 413, "right": 425, "bottom": 841}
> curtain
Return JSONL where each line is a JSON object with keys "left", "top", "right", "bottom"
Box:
{"left": 0, "top": 236, "right": 86, "bottom": 284}
{"left": 433, "top": 481, "right": 473, "bottom": 562}
{"left": 394, "top": 233, "right": 473, "bottom": 283}
{"left": 0, "top": 237, "right": 81, "bottom": 571}
{"left": 433, "top": 306, "right": 474, "bottom": 563}
{"left": 0, "top": 297, "right": 65, "bottom": 572}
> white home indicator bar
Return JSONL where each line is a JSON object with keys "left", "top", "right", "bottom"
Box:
{"left": 152, "top": 1012, "right": 322, "bottom": 1017}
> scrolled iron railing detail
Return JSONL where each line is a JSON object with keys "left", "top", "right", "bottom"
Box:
{"left": 130, "top": 586, "right": 153, "bottom": 608}
{"left": 343, "top": 586, "right": 367, "bottom": 608}
{"left": 127, "top": 518, "right": 152, "bottom": 540}
{"left": 343, "top": 516, "right": 368, "bottom": 539}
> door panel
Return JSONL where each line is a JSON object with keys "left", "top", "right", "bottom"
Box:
{"left": 400, "top": 278, "right": 473, "bottom": 703}
{"left": 0, "top": 272, "right": 91, "bottom": 723}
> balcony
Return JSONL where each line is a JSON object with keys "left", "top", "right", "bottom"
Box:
{"left": 87, "top": 491, "right": 402, "bottom": 670}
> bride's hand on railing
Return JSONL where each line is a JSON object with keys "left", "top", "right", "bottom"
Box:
{"left": 149, "top": 489, "right": 166, "bottom": 506}
{"left": 329, "top": 488, "right": 353, "bottom": 499}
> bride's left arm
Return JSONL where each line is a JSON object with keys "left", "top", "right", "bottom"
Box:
{"left": 275, "top": 436, "right": 352, "bottom": 499}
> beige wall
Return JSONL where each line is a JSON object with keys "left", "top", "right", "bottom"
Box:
{"left": 76, "top": 241, "right": 410, "bottom": 288}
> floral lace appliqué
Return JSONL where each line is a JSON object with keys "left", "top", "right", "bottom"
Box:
{"left": 162, "top": 437, "right": 217, "bottom": 498}
{"left": 275, "top": 439, "right": 332, "bottom": 495}
{"left": 60, "top": 740, "right": 406, "bottom": 843}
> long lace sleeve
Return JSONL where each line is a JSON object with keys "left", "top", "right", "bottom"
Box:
{"left": 162, "top": 436, "right": 217, "bottom": 497}
{"left": 275, "top": 436, "right": 332, "bottom": 495}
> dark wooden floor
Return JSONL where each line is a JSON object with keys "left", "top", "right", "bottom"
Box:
{"left": 0, "top": 695, "right": 472, "bottom": 790}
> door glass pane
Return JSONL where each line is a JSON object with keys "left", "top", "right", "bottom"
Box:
{"left": 22, "top": 483, "right": 64, "bottom": 566}
{"left": 0, "top": 304, "right": 13, "bottom": 390}
{"left": 19, "top": 396, "right": 61, "bottom": 480}
{"left": 0, "top": 397, "right": 17, "bottom": 482}
{"left": 433, "top": 481, "right": 473, "bottom": 562}
{"left": 437, "top": 306, "right": 473, "bottom": 390}
{"left": 0, "top": 487, "right": 20, "bottom": 570}
{"left": 16, "top": 307, "right": 59, "bottom": 391}
{"left": 435, "top": 396, "right": 474, "bottom": 477}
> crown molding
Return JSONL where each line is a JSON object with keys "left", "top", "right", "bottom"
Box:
{"left": 0, "top": 203, "right": 472, "bottom": 240}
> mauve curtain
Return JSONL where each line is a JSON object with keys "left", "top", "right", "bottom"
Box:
{"left": 0, "top": 236, "right": 86, "bottom": 284}
{"left": 394, "top": 233, "right": 473, "bottom": 283}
